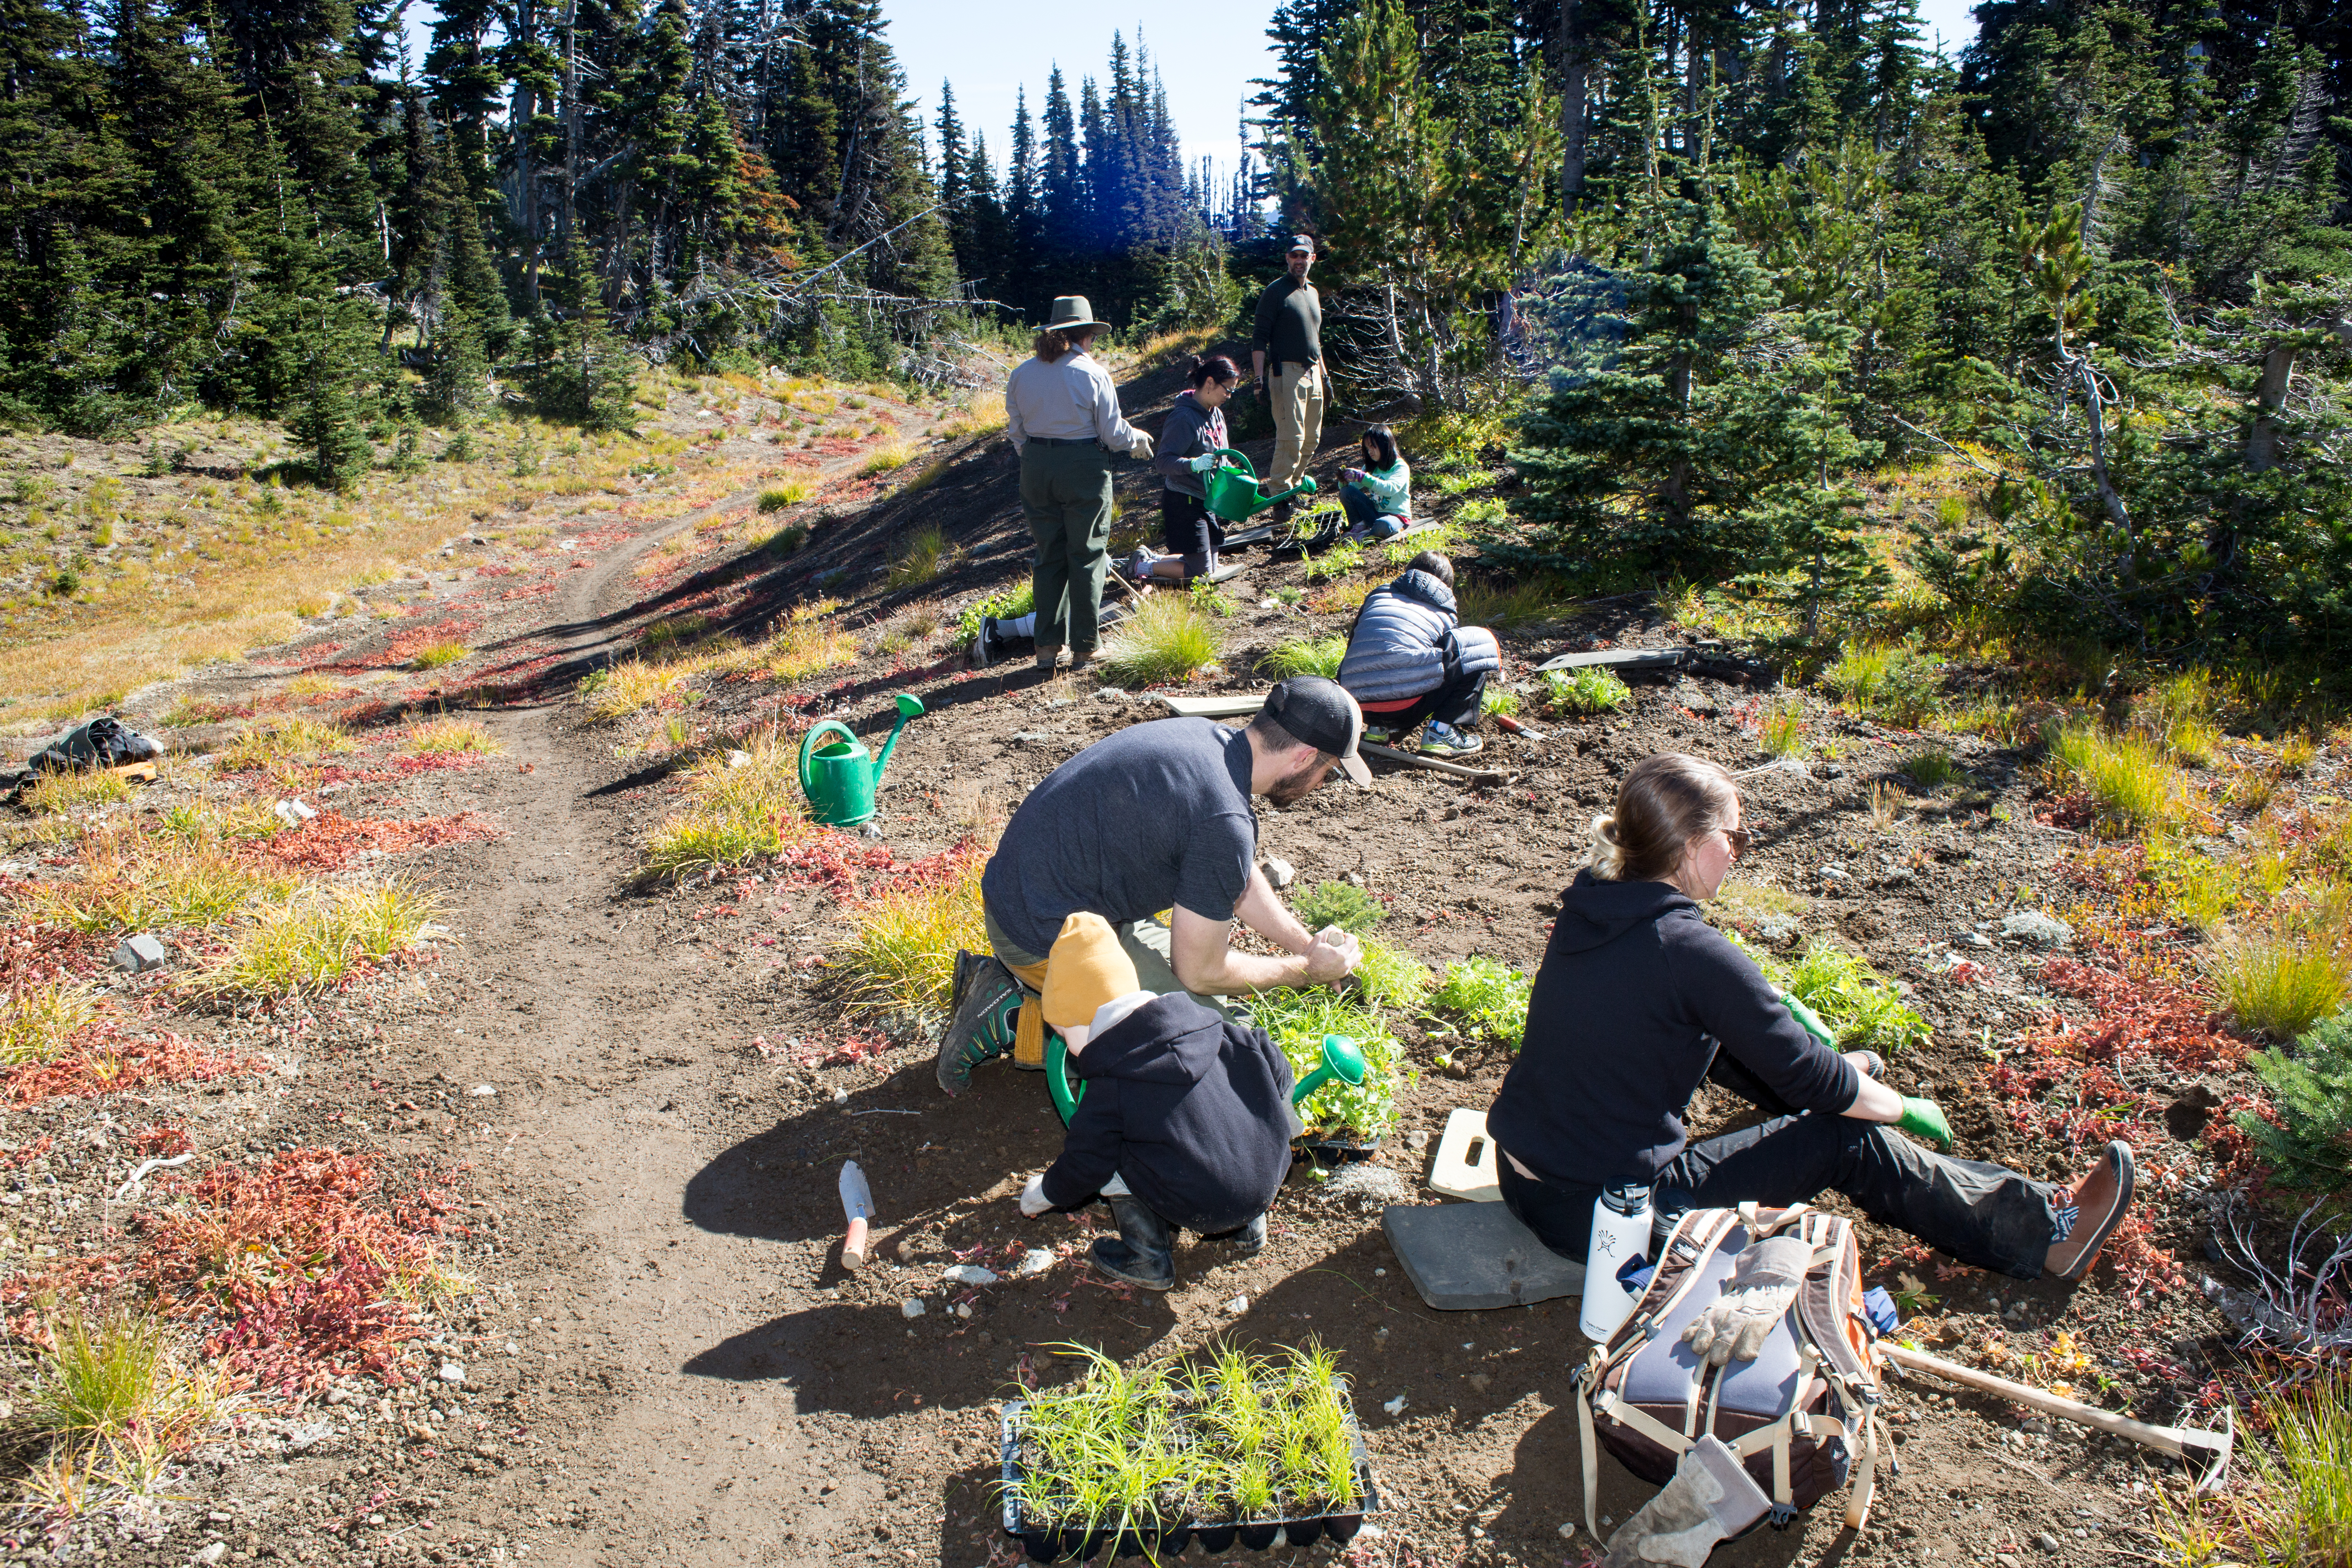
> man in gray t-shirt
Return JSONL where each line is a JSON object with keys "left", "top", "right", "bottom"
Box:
{"left": 938, "top": 678, "right": 1373, "bottom": 1095}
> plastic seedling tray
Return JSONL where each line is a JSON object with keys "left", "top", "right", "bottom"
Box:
{"left": 1000, "top": 1398, "right": 1381, "bottom": 1563}
{"left": 1296, "top": 1134, "right": 1382, "bottom": 1168}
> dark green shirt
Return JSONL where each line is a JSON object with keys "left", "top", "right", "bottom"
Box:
{"left": 1252, "top": 275, "right": 1322, "bottom": 369}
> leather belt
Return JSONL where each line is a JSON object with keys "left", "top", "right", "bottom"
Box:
{"left": 1025, "top": 435, "right": 1101, "bottom": 447}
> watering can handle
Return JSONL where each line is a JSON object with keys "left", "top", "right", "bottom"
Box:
{"left": 1046, "top": 1032, "right": 1082, "bottom": 1124}
{"left": 1207, "top": 448, "right": 1256, "bottom": 479}
{"left": 797, "top": 719, "right": 858, "bottom": 794}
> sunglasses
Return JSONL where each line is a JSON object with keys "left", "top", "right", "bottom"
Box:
{"left": 1722, "top": 827, "right": 1754, "bottom": 857}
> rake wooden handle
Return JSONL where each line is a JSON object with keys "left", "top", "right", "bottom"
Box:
{"left": 1880, "top": 1343, "right": 2232, "bottom": 1487}
{"left": 1359, "top": 739, "right": 1504, "bottom": 784}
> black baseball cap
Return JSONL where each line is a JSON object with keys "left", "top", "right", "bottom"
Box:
{"left": 1264, "top": 677, "right": 1371, "bottom": 786}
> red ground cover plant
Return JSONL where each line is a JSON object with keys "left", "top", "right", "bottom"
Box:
{"left": 256, "top": 808, "right": 506, "bottom": 872}
{"left": 4, "top": 1025, "right": 264, "bottom": 1104}
{"left": 129, "top": 1149, "right": 465, "bottom": 1393}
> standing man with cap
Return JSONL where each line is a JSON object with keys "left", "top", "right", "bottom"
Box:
{"left": 936, "top": 675, "right": 1373, "bottom": 1094}
{"left": 1252, "top": 238, "right": 1325, "bottom": 525}
{"left": 1005, "top": 296, "right": 1156, "bottom": 672}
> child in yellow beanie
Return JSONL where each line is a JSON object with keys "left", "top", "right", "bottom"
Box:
{"left": 1019, "top": 911, "right": 1300, "bottom": 1290}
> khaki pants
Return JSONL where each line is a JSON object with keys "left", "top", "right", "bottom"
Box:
{"left": 1270, "top": 361, "right": 1326, "bottom": 494}
{"left": 1018, "top": 442, "right": 1112, "bottom": 653}
{"left": 985, "top": 905, "right": 1237, "bottom": 1065}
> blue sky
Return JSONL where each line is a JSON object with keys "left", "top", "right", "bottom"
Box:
{"left": 395, "top": 0, "right": 1986, "bottom": 178}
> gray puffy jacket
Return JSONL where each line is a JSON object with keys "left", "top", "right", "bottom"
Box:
{"left": 1155, "top": 392, "right": 1227, "bottom": 500}
{"left": 1338, "top": 570, "right": 1501, "bottom": 703}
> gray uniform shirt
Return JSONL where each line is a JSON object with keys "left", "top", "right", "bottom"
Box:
{"left": 1005, "top": 351, "right": 1145, "bottom": 452}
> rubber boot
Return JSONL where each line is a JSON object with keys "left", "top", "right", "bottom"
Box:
{"left": 1203, "top": 1213, "right": 1266, "bottom": 1256}
{"left": 1090, "top": 1192, "right": 1176, "bottom": 1291}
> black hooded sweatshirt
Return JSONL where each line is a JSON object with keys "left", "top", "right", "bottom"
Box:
{"left": 1038, "top": 992, "right": 1297, "bottom": 1232}
{"left": 1487, "top": 872, "right": 1859, "bottom": 1189}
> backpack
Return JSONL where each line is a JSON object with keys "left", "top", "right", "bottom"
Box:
{"left": 1575, "top": 1204, "right": 1885, "bottom": 1543}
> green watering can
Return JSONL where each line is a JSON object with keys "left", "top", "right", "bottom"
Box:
{"left": 796, "top": 693, "right": 924, "bottom": 828}
{"left": 1047, "top": 1030, "right": 1366, "bottom": 1126}
{"left": 1199, "top": 447, "right": 1321, "bottom": 526}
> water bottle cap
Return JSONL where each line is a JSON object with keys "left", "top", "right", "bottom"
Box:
{"left": 1600, "top": 1181, "right": 1652, "bottom": 1215}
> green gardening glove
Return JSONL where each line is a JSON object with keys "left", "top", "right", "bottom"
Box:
{"left": 1778, "top": 989, "right": 1838, "bottom": 1050}
{"left": 1896, "top": 1097, "right": 1953, "bottom": 1151}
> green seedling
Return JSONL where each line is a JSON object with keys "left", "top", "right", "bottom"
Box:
{"left": 1543, "top": 665, "right": 1632, "bottom": 715}
{"left": 1291, "top": 880, "right": 1385, "bottom": 934}
{"left": 1428, "top": 955, "right": 1532, "bottom": 1048}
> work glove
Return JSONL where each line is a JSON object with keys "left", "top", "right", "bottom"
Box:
{"left": 1778, "top": 988, "right": 1837, "bottom": 1049}
{"left": 1127, "top": 432, "right": 1156, "bottom": 462}
{"left": 1896, "top": 1096, "right": 1953, "bottom": 1150}
{"left": 1679, "top": 1235, "right": 1811, "bottom": 1367}
{"left": 1603, "top": 1436, "right": 1771, "bottom": 1568}
{"left": 1018, "top": 1172, "right": 1052, "bottom": 1218}
{"left": 1187, "top": 452, "right": 1221, "bottom": 474}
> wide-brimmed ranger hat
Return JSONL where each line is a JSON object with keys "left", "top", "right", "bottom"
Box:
{"left": 1045, "top": 296, "right": 1112, "bottom": 332}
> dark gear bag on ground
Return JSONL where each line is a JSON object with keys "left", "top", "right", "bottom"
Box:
{"left": 1576, "top": 1205, "right": 1885, "bottom": 1544}
{"left": 30, "top": 715, "right": 162, "bottom": 773}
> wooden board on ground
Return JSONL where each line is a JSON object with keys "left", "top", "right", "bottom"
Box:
{"left": 1533, "top": 646, "right": 1690, "bottom": 675}
{"left": 1156, "top": 693, "right": 1268, "bottom": 718}
{"left": 1220, "top": 523, "right": 1275, "bottom": 549}
{"left": 1205, "top": 560, "right": 1251, "bottom": 584}
{"left": 1382, "top": 1202, "right": 1584, "bottom": 1311}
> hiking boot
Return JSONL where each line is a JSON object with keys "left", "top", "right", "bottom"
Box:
{"left": 1091, "top": 1192, "right": 1175, "bottom": 1290}
{"left": 1068, "top": 648, "right": 1096, "bottom": 671}
{"left": 1035, "top": 644, "right": 1065, "bottom": 672}
{"left": 1419, "top": 720, "right": 1484, "bottom": 757}
{"left": 1270, "top": 499, "right": 1294, "bottom": 528}
{"left": 1203, "top": 1213, "right": 1267, "bottom": 1255}
{"left": 935, "top": 951, "right": 1024, "bottom": 1096}
{"left": 970, "top": 616, "right": 1008, "bottom": 670}
{"left": 2045, "top": 1140, "right": 2136, "bottom": 1280}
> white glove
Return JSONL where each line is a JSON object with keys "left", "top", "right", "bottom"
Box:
{"left": 1128, "top": 432, "right": 1155, "bottom": 461}
{"left": 1187, "top": 452, "right": 1221, "bottom": 474}
{"left": 1602, "top": 1437, "right": 1766, "bottom": 1568}
{"left": 1679, "top": 1235, "right": 1810, "bottom": 1366}
{"left": 1018, "top": 1172, "right": 1051, "bottom": 1218}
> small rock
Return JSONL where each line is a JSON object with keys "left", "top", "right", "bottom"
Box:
{"left": 272, "top": 797, "right": 318, "bottom": 825}
{"left": 196, "top": 1546, "right": 228, "bottom": 1566}
{"left": 1405, "top": 1129, "right": 1430, "bottom": 1151}
{"left": 942, "top": 1264, "right": 999, "bottom": 1286}
{"left": 2035, "top": 1533, "right": 2061, "bottom": 1553}
{"left": 1262, "top": 856, "right": 1296, "bottom": 889}
{"left": 727, "top": 750, "right": 752, "bottom": 768}
{"left": 900, "top": 1298, "right": 926, "bottom": 1319}
{"left": 2002, "top": 910, "right": 2074, "bottom": 949}
{"left": 1998, "top": 1555, "right": 2020, "bottom": 1568}
{"left": 1009, "top": 731, "right": 1054, "bottom": 744}
{"left": 955, "top": 1303, "right": 973, "bottom": 1319}
{"left": 860, "top": 822, "right": 885, "bottom": 840}
{"left": 468, "top": 1084, "right": 496, "bottom": 1097}
{"left": 1223, "top": 1294, "right": 1248, "bottom": 1315}
{"left": 1557, "top": 1523, "right": 1577, "bottom": 1540}
{"left": 1383, "top": 1394, "right": 1408, "bottom": 1417}
{"left": 439, "top": 1361, "right": 465, "bottom": 1385}
{"left": 832, "top": 1087, "right": 849, "bottom": 1104}
{"left": 113, "top": 933, "right": 169, "bottom": 973}
{"left": 1013, "top": 1248, "right": 1055, "bottom": 1278}
{"left": 1047, "top": 698, "right": 1075, "bottom": 709}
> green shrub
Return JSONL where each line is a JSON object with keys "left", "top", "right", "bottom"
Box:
{"left": 1755, "top": 938, "right": 1930, "bottom": 1052}
{"left": 2237, "top": 1010, "right": 2352, "bottom": 1188}
{"left": 1904, "top": 749, "right": 1962, "bottom": 788}
{"left": 1543, "top": 665, "right": 1632, "bottom": 715}
{"left": 1262, "top": 636, "right": 1346, "bottom": 679}
{"left": 1291, "top": 880, "right": 1386, "bottom": 934}
{"left": 1428, "top": 956, "right": 1532, "bottom": 1048}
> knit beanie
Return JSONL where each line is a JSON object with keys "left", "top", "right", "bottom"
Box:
{"left": 1041, "top": 913, "right": 1141, "bottom": 1035}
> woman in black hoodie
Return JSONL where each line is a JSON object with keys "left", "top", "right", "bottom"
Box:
{"left": 1487, "top": 753, "right": 2136, "bottom": 1283}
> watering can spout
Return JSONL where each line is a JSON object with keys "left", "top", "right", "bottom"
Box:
{"left": 871, "top": 692, "right": 925, "bottom": 784}
{"left": 1291, "top": 1034, "right": 1368, "bottom": 1106}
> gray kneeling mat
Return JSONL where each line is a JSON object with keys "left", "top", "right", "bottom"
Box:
{"left": 1381, "top": 1203, "right": 1586, "bottom": 1311}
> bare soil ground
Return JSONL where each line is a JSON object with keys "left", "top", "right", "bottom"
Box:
{"left": 1, "top": 346, "right": 2296, "bottom": 1568}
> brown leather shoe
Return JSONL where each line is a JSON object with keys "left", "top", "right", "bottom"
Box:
{"left": 1034, "top": 644, "right": 1064, "bottom": 671}
{"left": 2045, "top": 1140, "right": 2135, "bottom": 1280}
{"left": 1068, "top": 648, "right": 1096, "bottom": 670}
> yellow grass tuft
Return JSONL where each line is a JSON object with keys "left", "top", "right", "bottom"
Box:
{"left": 2046, "top": 724, "right": 2180, "bottom": 836}
{"left": 216, "top": 716, "right": 355, "bottom": 771}
{"left": 1457, "top": 574, "right": 1573, "bottom": 631}
{"left": 1097, "top": 597, "right": 1220, "bottom": 687}
{"left": 579, "top": 661, "right": 685, "bottom": 722}
{"left": 14, "top": 832, "right": 298, "bottom": 933}
{"left": 860, "top": 439, "right": 918, "bottom": 476}
{"left": 887, "top": 523, "right": 957, "bottom": 589}
{"left": 410, "top": 641, "right": 469, "bottom": 670}
{"left": 404, "top": 717, "right": 503, "bottom": 755}
{"left": 641, "top": 728, "right": 813, "bottom": 878}
{"left": 837, "top": 854, "right": 987, "bottom": 1020}
{"left": 0, "top": 979, "right": 102, "bottom": 1066}
{"left": 197, "top": 881, "right": 440, "bottom": 995}
{"left": 20, "top": 769, "right": 135, "bottom": 818}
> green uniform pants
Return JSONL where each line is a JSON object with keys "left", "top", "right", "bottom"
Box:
{"left": 1019, "top": 441, "right": 1113, "bottom": 654}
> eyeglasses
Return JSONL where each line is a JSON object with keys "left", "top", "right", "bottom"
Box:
{"left": 1723, "top": 827, "right": 1753, "bottom": 858}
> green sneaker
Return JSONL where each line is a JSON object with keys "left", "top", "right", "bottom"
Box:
{"left": 935, "top": 951, "right": 1023, "bottom": 1096}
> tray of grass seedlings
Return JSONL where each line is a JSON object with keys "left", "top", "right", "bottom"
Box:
{"left": 1000, "top": 1341, "right": 1378, "bottom": 1562}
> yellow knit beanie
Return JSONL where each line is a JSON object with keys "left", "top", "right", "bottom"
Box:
{"left": 1041, "top": 912, "right": 1140, "bottom": 1031}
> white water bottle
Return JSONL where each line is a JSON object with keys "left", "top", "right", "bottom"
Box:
{"left": 1579, "top": 1181, "right": 1654, "bottom": 1342}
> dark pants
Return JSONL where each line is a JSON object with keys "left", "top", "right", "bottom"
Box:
{"left": 1161, "top": 489, "right": 1225, "bottom": 579}
{"left": 1362, "top": 668, "right": 1488, "bottom": 735}
{"left": 1020, "top": 442, "right": 1112, "bottom": 652}
{"left": 1339, "top": 483, "right": 1406, "bottom": 539}
{"left": 1497, "top": 1113, "right": 2062, "bottom": 1280}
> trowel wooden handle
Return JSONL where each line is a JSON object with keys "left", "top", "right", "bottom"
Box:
{"left": 842, "top": 1217, "right": 870, "bottom": 1271}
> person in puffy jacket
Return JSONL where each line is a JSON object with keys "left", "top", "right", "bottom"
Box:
{"left": 1018, "top": 913, "right": 1300, "bottom": 1290}
{"left": 1486, "top": 752, "right": 2138, "bottom": 1284}
{"left": 1335, "top": 551, "right": 1500, "bottom": 758}
{"left": 1337, "top": 424, "right": 1411, "bottom": 542}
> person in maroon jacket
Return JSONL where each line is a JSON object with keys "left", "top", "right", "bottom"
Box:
{"left": 1486, "top": 752, "right": 2136, "bottom": 1283}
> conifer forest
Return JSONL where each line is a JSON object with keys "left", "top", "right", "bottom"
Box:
{"left": 0, "top": 0, "right": 2343, "bottom": 659}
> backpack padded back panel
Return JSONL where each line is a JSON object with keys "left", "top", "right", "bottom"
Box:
{"left": 1576, "top": 1205, "right": 1883, "bottom": 1540}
